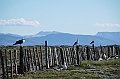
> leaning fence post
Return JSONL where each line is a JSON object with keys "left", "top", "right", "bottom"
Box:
{"left": 45, "top": 41, "right": 49, "bottom": 69}
{"left": 19, "top": 46, "right": 24, "bottom": 74}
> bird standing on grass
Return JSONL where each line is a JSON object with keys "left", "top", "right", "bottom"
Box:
{"left": 73, "top": 39, "right": 79, "bottom": 46}
{"left": 13, "top": 38, "right": 25, "bottom": 46}
{"left": 63, "top": 62, "right": 67, "bottom": 70}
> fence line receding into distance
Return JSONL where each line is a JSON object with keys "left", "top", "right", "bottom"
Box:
{"left": 0, "top": 41, "right": 120, "bottom": 79}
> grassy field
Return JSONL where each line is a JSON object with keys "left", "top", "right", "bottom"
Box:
{"left": 14, "top": 59, "right": 120, "bottom": 79}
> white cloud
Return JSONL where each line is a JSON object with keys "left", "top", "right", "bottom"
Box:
{"left": 0, "top": 18, "right": 40, "bottom": 27}
{"left": 94, "top": 23, "right": 120, "bottom": 27}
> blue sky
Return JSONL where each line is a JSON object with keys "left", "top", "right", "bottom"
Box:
{"left": 0, "top": 0, "right": 120, "bottom": 35}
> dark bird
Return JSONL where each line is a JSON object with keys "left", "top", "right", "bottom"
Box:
{"left": 73, "top": 39, "right": 79, "bottom": 46}
{"left": 13, "top": 38, "right": 25, "bottom": 45}
{"left": 90, "top": 40, "right": 94, "bottom": 44}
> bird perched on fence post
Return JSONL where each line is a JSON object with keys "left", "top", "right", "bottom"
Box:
{"left": 13, "top": 38, "right": 25, "bottom": 46}
{"left": 73, "top": 39, "right": 79, "bottom": 46}
{"left": 90, "top": 40, "right": 94, "bottom": 44}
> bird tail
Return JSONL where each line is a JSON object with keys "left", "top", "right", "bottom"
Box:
{"left": 13, "top": 43, "right": 16, "bottom": 45}
{"left": 73, "top": 44, "right": 75, "bottom": 46}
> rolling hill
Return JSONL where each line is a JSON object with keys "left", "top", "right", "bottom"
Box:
{"left": 0, "top": 31, "right": 120, "bottom": 46}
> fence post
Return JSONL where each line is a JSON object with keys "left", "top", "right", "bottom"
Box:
{"left": 54, "top": 47, "right": 58, "bottom": 65}
{"left": 9, "top": 50, "right": 13, "bottom": 78}
{"left": 29, "top": 49, "right": 34, "bottom": 71}
{"left": 14, "top": 49, "right": 18, "bottom": 75}
{"left": 92, "top": 44, "right": 95, "bottom": 60}
{"left": 119, "top": 46, "right": 120, "bottom": 58}
{"left": 45, "top": 41, "right": 49, "bottom": 69}
{"left": 26, "top": 49, "right": 30, "bottom": 71}
{"left": 19, "top": 46, "right": 24, "bottom": 74}
{"left": 60, "top": 47, "right": 64, "bottom": 65}
{"left": 5, "top": 49, "right": 9, "bottom": 79}
{"left": 76, "top": 45, "right": 80, "bottom": 65}
{"left": 36, "top": 47, "right": 40, "bottom": 70}
{"left": 49, "top": 47, "right": 52, "bottom": 66}
{"left": 40, "top": 46, "right": 43, "bottom": 69}
{"left": 0, "top": 50, "right": 5, "bottom": 79}
{"left": 33, "top": 48, "right": 37, "bottom": 70}
{"left": 51, "top": 47, "right": 55, "bottom": 66}
{"left": 24, "top": 49, "right": 27, "bottom": 72}
{"left": 108, "top": 46, "right": 110, "bottom": 58}
{"left": 86, "top": 46, "right": 90, "bottom": 60}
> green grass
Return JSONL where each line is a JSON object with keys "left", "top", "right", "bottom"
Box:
{"left": 15, "top": 59, "right": 120, "bottom": 79}
{"left": 82, "top": 59, "right": 120, "bottom": 66}
{"left": 16, "top": 70, "right": 99, "bottom": 79}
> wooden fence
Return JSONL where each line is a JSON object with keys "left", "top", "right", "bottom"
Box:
{"left": 0, "top": 41, "right": 120, "bottom": 79}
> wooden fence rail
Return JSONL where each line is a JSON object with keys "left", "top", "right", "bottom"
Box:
{"left": 0, "top": 41, "right": 120, "bottom": 79}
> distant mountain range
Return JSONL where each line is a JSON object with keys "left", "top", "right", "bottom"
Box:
{"left": 0, "top": 31, "right": 120, "bottom": 46}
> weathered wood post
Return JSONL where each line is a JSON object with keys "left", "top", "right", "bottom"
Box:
{"left": 73, "top": 46, "right": 77, "bottom": 65}
{"left": 0, "top": 50, "right": 5, "bottom": 79}
{"left": 119, "top": 46, "right": 120, "bottom": 58}
{"left": 115, "top": 46, "right": 119, "bottom": 56}
{"left": 112, "top": 46, "right": 115, "bottom": 56}
{"left": 92, "top": 44, "right": 95, "bottom": 60}
{"left": 33, "top": 48, "right": 37, "bottom": 70}
{"left": 5, "top": 49, "right": 9, "bottom": 79}
{"left": 14, "top": 49, "right": 18, "bottom": 75}
{"left": 10, "top": 50, "right": 13, "bottom": 78}
{"left": 69, "top": 47, "right": 72, "bottom": 65}
{"left": 19, "top": 46, "right": 24, "bottom": 74}
{"left": 40, "top": 46, "right": 43, "bottom": 69}
{"left": 57, "top": 47, "right": 61, "bottom": 65}
{"left": 51, "top": 47, "right": 55, "bottom": 66}
{"left": 60, "top": 47, "right": 64, "bottom": 65}
{"left": 66, "top": 48, "right": 70, "bottom": 65}
{"left": 29, "top": 49, "right": 34, "bottom": 71}
{"left": 45, "top": 41, "right": 49, "bottom": 69}
{"left": 24, "top": 49, "right": 27, "bottom": 72}
{"left": 27, "top": 49, "right": 30, "bottom": 71}
{"left": 86, "top": 46, "right": 90, "bottom": 60}
{"left": 107, "top": 46, "right": 110, "bottom": 58}
{"left": 76, "top": 45, "right": 80, "bottom": 65}
{"left": 36, "top": 47, "right": 40, "bottom": 70}
{"left": 100, "top": 45, "right": 104, "bottom": 59}
{"left": 95, "top": 47, "right": 100, "bottom": 60}
{"left": 54, "top": 47, "right": 58, "bottom": 65}
{"left": 49, "top": 47, "right": 52, "bottom": 66}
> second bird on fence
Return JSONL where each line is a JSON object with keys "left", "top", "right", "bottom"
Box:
{"left": 73, "top": 39, "right": 79, "bottom": 46}
{"left": 13, "top": 38, "right": 25, "bottom": 46}
{"left": 90, "top": 40, "right": 94, "bottom": 44}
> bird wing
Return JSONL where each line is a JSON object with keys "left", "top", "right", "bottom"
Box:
{"left": 90, "top": 41, "right": 94, "bottom": 44}
{"left": 73, "top": 41, "right": 77, "bottom": 46}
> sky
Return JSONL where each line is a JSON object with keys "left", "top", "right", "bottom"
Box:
{"left": 0, "top": 0, "right": 120, "bottom": 35}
